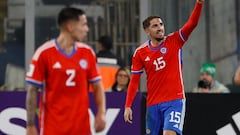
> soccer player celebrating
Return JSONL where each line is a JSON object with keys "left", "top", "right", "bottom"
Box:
{"left": 25, "top": 7, "right": 106, "bottom": 135}
{"left": 124, "top": 0, "right": 204, "bottom": 135}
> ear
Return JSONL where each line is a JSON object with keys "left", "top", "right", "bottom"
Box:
{"left": 144, "top": 28, "right": 150, "bottom": 36}
{"left": 66, "top": 21, "right": 74, "bottom": 32}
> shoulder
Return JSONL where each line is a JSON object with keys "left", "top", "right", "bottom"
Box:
{"left": 167, "top": 32, "right": 175, "bottom": 37}
{"left": 75, "top": 42, "right": 95, "bottom": 55}
{"left": 133, "top": 41, "right": 148, "bottom": 56}
{"left": 137, "top": 41, "right": 148, "bottom": 50}
{"left": 75, "top": 42, "right": 92, "bottom": 50}
{"left": 212, "top": 81, "right": 230, "bottom": 93}
{"left": 192, "top": 87, "right": 201, "bottom": 93}
{"left": 33, "top": 39, "right": 55, "bottom": 60}
{"left": 165, "top": 30, "right": 185, "bottom": 47}
{"left": 166, "top": 31, "right": 180, "bottom": 40}
{"left": 218, "top": 84, "right": 230, "bottom": 93}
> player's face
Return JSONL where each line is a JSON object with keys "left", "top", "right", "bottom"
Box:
{"left": 145, "top": 18, "right": 165, "bottom": 41}
{"left": 71, "top": 15, "right": 89, "bottom": 42}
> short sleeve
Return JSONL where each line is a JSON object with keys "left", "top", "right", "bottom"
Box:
{"left": 25, "top": 51, "right": 46, "bottom": 88}
{"left": 87, "top": 49, "right": 101, "bottom": 83}
{"left": 131, "top": 50, "right": 144, "bottom": 74}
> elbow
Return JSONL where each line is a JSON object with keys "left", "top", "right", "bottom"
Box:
{"left": 190, "top": 21, "right": 199, "bottom": 29}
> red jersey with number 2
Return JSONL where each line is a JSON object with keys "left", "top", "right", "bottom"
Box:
{"left": 26, "top": 39, "right": 101, "bottom": 135}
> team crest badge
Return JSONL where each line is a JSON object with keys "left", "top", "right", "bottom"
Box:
{"left": 160, "top": 47, "right": 167, "bottom": 54}
{"left": 79, "top": 59, "right": 88, "bottom": 69}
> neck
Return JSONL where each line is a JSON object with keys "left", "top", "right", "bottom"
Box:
{"left": 150, "top": 38, "right": 164, "bottom": 47}
{"left": 57, "top": 33, "right": 75, "bottom": 54}
{"left": 116, "top": 84, "right": 126, "bottom": 90}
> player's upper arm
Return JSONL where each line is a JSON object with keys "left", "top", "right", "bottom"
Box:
{"left": 26, "top": 83, "right": 40, "bottom": 92}
{"left": 91, "top": 81, "right": 104, "bottom": 92}
{"left": 131, "top": 49, "right": 144, "bottom": 74}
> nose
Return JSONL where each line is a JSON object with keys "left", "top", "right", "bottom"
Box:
{"left": 86, "top": 25, "right": 89, "bottom": 32}
{"left": 157, "top": 25, "right": 163, "bottom": 31}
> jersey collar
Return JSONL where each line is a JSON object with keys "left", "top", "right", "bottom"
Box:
{"left": 54, "top": 39, "right": 77, "bottom": 57}
{"left": 148, "top": 39, "right": 165, "bottom": 51}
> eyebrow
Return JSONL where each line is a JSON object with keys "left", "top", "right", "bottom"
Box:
{"left": 150, "top": 21, "right": 163, "bottom": 27}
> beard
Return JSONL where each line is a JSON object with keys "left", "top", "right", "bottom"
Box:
{"left": 155, "top": 37, "right": 164, "bottom": 42}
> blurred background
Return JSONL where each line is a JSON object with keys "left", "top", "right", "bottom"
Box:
{"left": 0, "top": 0, "right": 240, "bottom": 135}
{"left": 0, "top": 0, "right": 239, "bottom": 91}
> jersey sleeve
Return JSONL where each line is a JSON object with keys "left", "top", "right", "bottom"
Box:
{"left": 125, "top": 49, "right": 143, "bottom": 107}
{"left": 171, "top": 2, "right": 203, "bottom": 48}
{"left": 125, "top": 74, "right": 141, "bottom": 107}
{"left": 25, "top": 50, "right": 46, "bottom": 88}
{"left": 87, "top": 49, "right": 102, "bottom": 83}
{"left": 181, "top": 2, "right": 203, "bottom": 41}
{"left": 131, "top": 49, "right": 144, "bottom": 74}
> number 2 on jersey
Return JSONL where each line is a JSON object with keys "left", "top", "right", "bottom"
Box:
{"left": 66, "top": 69, "right": 76, "bottom": 86}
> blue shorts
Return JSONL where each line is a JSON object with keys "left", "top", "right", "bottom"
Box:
{"left": 145, "top": 99, "right": 186, "bottom": 135}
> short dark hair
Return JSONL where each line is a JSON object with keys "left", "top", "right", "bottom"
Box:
{"left": 142, "top": 16, "right": 161, "bottom": 29}
{"left": 98, "top": 35, "right": 113, "bottom": 50}
{"left": 57, "top": 7, "right": 85, "bottom": 27}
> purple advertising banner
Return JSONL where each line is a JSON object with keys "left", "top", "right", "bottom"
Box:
{"left": 0, "top": 92, "right": 142, "bottom": 135}
{"left": 90, "top": 92, "right": 142, "bottom": 135}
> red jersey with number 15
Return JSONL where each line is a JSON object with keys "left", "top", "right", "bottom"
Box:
{"left": 131, "top": 30, "right": 186, "bottom": 106}
{"left": 25, "top": 39, "right": 101, "bottom": 135}
{"left": 125, "top": 2, "right": 203, "bottom": 107}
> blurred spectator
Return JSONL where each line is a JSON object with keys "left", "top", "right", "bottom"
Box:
{"left": 233, "top": 65, "right": 240, "bottom": 85}
{"left": 196, "top": 79, "right": 211, "bottom": 93}
{"left": 193, "top": 62, "right": 230, "bottom": 93}
{"left": 111, "top": 67, "right": 130, "bottom": 92}
{"left": 95, "top": 35, "right": 122, "bottom": 91}
{"left": 97, "top": 35, "right": 124, "bottom": 67}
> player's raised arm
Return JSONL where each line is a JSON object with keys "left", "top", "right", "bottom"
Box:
{"left": 26, "top": 84, "right": 39, "bottom": 135}
{"left": 181, "top": 0, "right": 204, "bottom": 40}
{"left": 92, "top": 81, "right": 106, "bottom": 132}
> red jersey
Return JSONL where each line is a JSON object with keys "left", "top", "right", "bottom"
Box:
{"left": 125, "top": 2, "right": 203, "bottom": 107}
{"left": 132, "top": 31, "right": 185, "bottom": 106}
{"left": 26, "top": 39, "right": 101, "bottom": 135}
